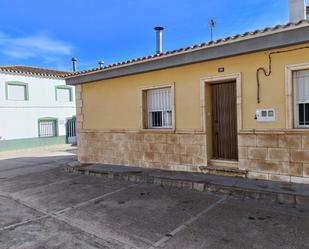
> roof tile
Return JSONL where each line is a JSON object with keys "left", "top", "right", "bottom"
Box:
{"left": 65, "top": 19, "right": 309, "bottom": 79}
{"left": 0, "top": 65, "right": 68, "bottom": 78}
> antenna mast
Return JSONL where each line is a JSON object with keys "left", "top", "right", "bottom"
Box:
{"left": 209, "top": 18, "right": 216, "bottom": 41}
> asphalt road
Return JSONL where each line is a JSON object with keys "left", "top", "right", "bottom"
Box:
{"left": 0, "top": 146, "right": 309, "bottom": 249}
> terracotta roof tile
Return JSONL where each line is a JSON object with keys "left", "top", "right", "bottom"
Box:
{"left": 65, "top": 19, "right": 309, "bottom": 79}
{"left": 0, "top": 65, "right": 69, "bottom": 78}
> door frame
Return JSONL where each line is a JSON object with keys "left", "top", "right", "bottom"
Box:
{"left": 200, "top": 73, "right": 242, "bottom": 164}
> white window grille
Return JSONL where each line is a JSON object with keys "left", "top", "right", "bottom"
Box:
{"left": 7, "top": 84, "right": 27, "bottom": 100}
{"left": 39, "top": 119, "right": 57, "bottom": 137}
{"left": 294, "top": 69, "right": 309, "bottom": 128}
{"left": 147, "top": 87, "right": 172, "bottom": 128}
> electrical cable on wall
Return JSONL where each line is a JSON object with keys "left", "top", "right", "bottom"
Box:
{"left": 256, "top": 46, "right": 309, "bottom": 104}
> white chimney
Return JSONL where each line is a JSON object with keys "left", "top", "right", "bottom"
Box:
{"left": 98, "top": 60, "right": 104, "bottom": 68}
{"left": 289, "top": 0, "right": 306, "bottom": 23}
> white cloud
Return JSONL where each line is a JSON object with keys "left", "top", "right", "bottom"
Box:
{"left": 0, "top": 31, "right": 73, "bottom": 60}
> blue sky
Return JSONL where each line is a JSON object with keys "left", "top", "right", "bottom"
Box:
{"left": 0, "top": 0, "right": 302, "bottom": 71}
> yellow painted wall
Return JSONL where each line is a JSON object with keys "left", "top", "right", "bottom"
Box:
{"left": 82, "top": 44, "right": 309, "bottom": 130}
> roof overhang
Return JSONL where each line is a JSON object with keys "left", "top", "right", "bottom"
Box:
{"left": 66, "top": 24, "right": 309, "bottom": 85}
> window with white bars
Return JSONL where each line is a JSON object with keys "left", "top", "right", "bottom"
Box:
{"left": 38, "top": 119, "right": 57, "bottom": 137}
{"left": 294, "top": 70, "right": 309, "bottom": 128}
{"left": 147, "top": 87, "right": 172, "bottom": 128}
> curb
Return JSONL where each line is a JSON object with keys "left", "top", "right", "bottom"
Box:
{"left": 64, "top": 164, "right": 309, "bottom": 207}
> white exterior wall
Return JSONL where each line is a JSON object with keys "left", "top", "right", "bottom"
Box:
{"left": 0, "top": 72, "right": 75, "bottom": 140}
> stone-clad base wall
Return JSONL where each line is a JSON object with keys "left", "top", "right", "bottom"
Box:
{"left": 77, "top": 130, "right": 309, "bottom": 183}
{"left": 239, "top": 132, "right": 309, "bottom": 184}
{"left": 78, "top": 131, "right": 207, "bottom": 172}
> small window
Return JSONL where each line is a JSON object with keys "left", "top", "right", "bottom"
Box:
{"left": 6, "top": 82, "right": 28, "bottom": 101}
{"left": 56, "top": 86, "right": 72, "bottom": 102}
{"left": 38, "top": 119, "right": 58, "bottom": 137}
{"left": 146, "top": 87, "right": 172, "bottom": 129}
{"left": 294, "top": 70, "right": 309, "bottom": 128}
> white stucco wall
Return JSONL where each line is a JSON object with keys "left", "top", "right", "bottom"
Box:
{"left": 0, "top": 72, "right": 76, "bottom": 140}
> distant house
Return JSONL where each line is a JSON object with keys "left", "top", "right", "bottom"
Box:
{"left": 66, "top": 1, "right": 309, "bottom": 184}
{"left": 0, "top": 65, "right": 76, "bottom": 151}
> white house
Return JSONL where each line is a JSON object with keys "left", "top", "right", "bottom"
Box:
{"left": 0, "top": 65, "right": 76, "bottom": 151}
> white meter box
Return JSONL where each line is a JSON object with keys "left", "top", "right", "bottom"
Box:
{"left": 256, "top": 109, "right": 276, "bottom": 122}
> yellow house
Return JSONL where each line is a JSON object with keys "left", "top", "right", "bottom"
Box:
{"left": 66, "top": 18, "right": 309, "bottom": 184}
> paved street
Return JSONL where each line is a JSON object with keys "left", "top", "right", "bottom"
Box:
{"left": 0, "top": 146, "right": 309, "bottom": 249}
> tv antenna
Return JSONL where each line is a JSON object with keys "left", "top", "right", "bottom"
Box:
{"left": 209, "top": 18, "right": 216, "bottom": 41}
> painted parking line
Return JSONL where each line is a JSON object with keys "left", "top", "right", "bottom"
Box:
{"left": 53, "top": 213, "right": 139, "bottom": 249}
{"left": 0, "top": 182, "right": 139, "bottom": 233}
{"left": 148, "top": 196, "right": 227, "bottom": 249}
{"left": 0, "top": 181, "right": 141, "bottom": 249}
{"left": 0, "top": 215, "right": 49, "bottom": 232}
{"left": 56, "top": 183, "right": 139, "bottom": 214}
{"left": 0, "top": 174, "right": 82, "bottom": 195}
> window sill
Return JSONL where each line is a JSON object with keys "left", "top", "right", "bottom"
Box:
{"left": 287, "top": 128, "right": 309, "bottom": 132}
{"left": 140, "top": 128, "right": 175, "bottom": 133}
{"left": 39, "top": 136, "right": 58, "bottom": 138}
{"left": 6, "top": 99, "right": 28, "bottom": 101}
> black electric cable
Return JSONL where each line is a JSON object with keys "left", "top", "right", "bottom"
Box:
{"left": 256, "top": 46, "right": 309, "bottom": 104}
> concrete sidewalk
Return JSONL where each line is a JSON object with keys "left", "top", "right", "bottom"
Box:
{"left": 66, "top": 162, "right": 309, "bottom": 207}
{"left": 0, "top": 144, "right": 77, "bottom": 160}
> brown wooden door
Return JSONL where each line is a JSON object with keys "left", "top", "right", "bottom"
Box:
{"left": 211, "top": 82, "right": 238, "bottom": 160}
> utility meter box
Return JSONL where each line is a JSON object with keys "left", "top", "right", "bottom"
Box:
{"left": 256, "top": 109, "right": 276, "bottom": 122}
